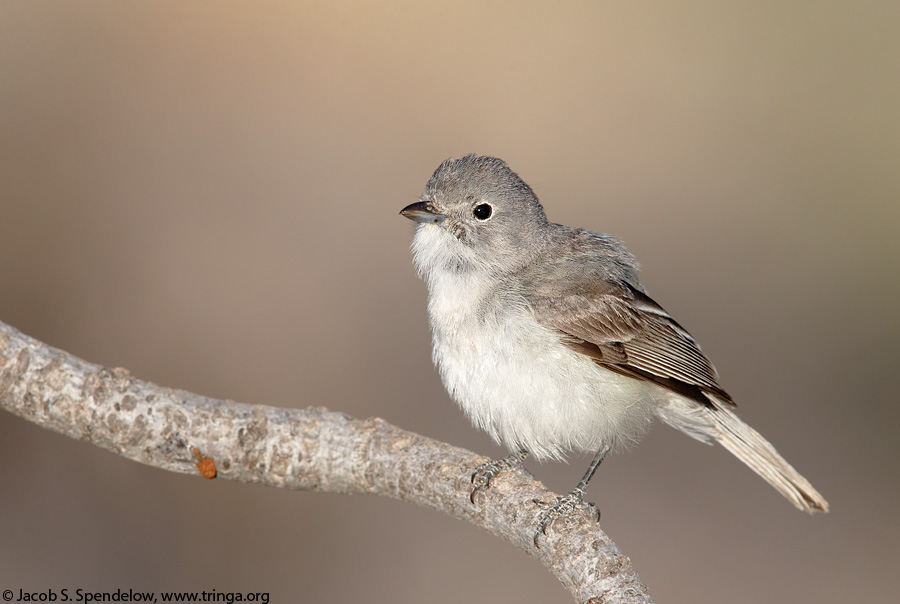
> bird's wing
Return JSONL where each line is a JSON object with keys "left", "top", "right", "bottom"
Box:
{"left": 527, "top": 281, "right": 734, "bottom": 407}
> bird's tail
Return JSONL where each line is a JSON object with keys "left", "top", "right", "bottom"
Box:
{"left": 701, "top": 395, "right": 829, "bottom": 513}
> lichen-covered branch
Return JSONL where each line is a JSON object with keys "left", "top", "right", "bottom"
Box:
{"left": 0, "top": 320, "right": 652, "bottom": 604}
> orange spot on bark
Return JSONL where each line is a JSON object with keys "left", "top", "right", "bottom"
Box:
{"left": 191, "top": 447, "right": 217, "bottom": 479}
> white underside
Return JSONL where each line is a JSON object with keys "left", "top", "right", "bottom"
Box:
{"left": 433, "top": 305, "right": 663, "bottom": 461}
{"left": 414, "top": 225, "right": 666, "bottom": 460}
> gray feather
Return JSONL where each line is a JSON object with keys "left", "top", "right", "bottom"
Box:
{"left": 523, "top": 229, "right": 732, "bottom": 406}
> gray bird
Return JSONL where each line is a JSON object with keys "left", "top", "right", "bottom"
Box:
{"left": 401, "top": 154, "right": 828, "bottom": 545}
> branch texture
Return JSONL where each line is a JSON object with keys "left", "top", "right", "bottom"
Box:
{"left": 0, "top": 320, "right": 652, "bottom": 603}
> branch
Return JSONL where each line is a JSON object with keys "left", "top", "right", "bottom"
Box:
{"left": 0, "top": 320, "right": 652, "bottom": 603}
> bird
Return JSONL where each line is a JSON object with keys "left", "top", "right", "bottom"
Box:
{"left": 400, "top": 154, "right": 828, "bottom": 545}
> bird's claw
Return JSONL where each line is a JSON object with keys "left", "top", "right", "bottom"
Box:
{"left": 469, "top": 451, "right": 527, "bottom": 503}
{"left": 531, "top": 488, "right": 599, "bottom": 547}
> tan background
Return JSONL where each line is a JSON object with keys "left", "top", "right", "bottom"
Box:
{"left": 1, "top": 1, "right": 898, "bottom": 602}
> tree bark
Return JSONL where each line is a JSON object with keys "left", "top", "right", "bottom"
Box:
{"left": 0, "top": 320, "right": 652, "bottom": 603}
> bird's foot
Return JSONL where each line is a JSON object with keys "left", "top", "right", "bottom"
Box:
{"left": 470, "top": 451, "right": 528, "bottom": 503}
{"left": 532, "top": 487, "right": 600, "bottom": 547}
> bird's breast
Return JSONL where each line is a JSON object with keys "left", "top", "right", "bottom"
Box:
{"left": 426, "top": 273, "right": 656, "bottom": 460}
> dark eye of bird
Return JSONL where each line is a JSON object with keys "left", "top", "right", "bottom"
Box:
{"left": 473, "top": 203, "right": 492, "bottom": 220}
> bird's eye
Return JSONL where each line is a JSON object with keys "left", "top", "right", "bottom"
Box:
{"left": 472, "top": 203, "right": 492, "bottom": 220}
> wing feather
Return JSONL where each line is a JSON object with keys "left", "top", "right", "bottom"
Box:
{"left": 528, "top": 281, "right": 734, "bottom": 407}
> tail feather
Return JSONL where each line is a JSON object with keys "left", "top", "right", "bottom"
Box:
{"left": 703, "top": 394, "right": 829, "bottom": 513}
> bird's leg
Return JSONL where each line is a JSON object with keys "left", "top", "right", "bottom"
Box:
{"left": 470, "top": 450, "right": 528, "bottom": 503}
{"left": 532, "top": 446, "right": 609, "bottom": 547}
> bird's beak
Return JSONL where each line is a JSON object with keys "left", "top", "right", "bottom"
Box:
{"left": 400, "top": 201, "right": 445, "bottom": 225}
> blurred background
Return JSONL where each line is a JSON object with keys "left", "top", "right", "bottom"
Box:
{"left": 1, "top": 1, "right": 897, "bottom": 602}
